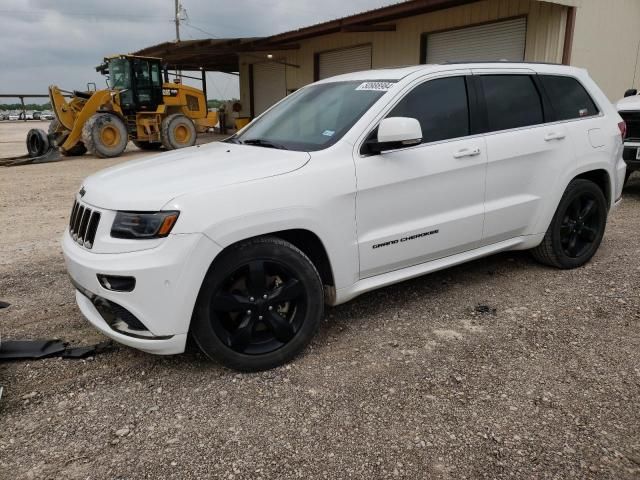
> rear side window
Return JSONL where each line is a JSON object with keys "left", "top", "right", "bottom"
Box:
{"left": 388, "top": 76, "right": 469, "bottom": 143}
{"left": 479, "top": 75, "right": 544, "bottom": 132}
{"left": 539, "top": 75, "right": 599, "bottom": 120}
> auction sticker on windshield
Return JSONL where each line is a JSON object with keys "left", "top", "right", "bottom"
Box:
{"left": 356, "top": 81, "right": 395, "bottom": 91}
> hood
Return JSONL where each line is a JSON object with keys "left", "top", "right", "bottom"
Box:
{"left": 81, "top": 142, "right": 311, "bottom": 211}
{"left": 616, "top": 95, "right": 640, "bottom": 112}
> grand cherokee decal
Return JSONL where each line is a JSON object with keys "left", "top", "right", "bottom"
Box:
{"left": 372, "top": 229, "right": 439, "bottom": 249}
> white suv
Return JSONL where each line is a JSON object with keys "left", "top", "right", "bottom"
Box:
{"left": 63, "top": 63, "right": 627, "bottom": 371}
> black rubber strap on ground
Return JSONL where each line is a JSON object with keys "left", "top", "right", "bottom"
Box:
{"left": 0, "top": 340, "right": 67, "bottom": 360}
{"left": 0, "top": 301, "right": 10, "bottom": 309}
{"left": 0, "top": 340, "right": 113, "bottom": 361}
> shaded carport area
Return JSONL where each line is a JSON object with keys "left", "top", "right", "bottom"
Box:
{"left": 134, "top": 37, "right": 301, "bottom": 127}
{"left": 134, "top": 38, "right": 253, "bottom": 104}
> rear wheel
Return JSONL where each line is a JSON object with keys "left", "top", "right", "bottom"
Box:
{"left": 191, "top": 237, "right": 324, "bottom": 371}
{"left": 82, "top": 113, "right": 128, "bottom": 158}
{"left": 161, "top": 114, "right": 196, "bottom": 150}
{"left": 132, "top": 140, "right": 163, "bottom": 151}
{"left": 531, "top": 179, "right": 607, "bottom": 269}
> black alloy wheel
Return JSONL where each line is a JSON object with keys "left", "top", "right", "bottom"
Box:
{"left": 532, "top": 179, "right": 607, "bottom": 269}
{"left": 210, "top": 259, "right": 306, "bottom": 355}
{"left": 558, "top": 192, "right": 602, "bottom": 258}
{"left": 191, "top": 237, "right": 324, "bottom": 371}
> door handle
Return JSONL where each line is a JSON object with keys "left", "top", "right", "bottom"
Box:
{"left": 544, "top": 132, "right": 566, "bottom": 141}
{"left": 453, "top": 147, "right": 481, "bottom": 159}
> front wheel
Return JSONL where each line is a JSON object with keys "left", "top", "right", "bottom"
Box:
{"left": 531, "top": 179, "right": 607, "bottom": 269}
{"left": 81, "top": 113, "right": 128, "bottom": 158}
{"left": 191, "top": 237, "right": 324, "bottom": 371}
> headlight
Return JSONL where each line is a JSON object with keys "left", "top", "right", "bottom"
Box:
{"left": 111, "top": 211, "right": 179, "bottom": 239}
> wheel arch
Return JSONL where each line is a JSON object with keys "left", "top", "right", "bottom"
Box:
{"left": 573, "top": 168, "right": 612, "bottom": 211}
{"left": 531, "top": 166, "right": 613, "bottom": 238}
{"left": 210, "top": 228, "right": 336, "bottom": 289}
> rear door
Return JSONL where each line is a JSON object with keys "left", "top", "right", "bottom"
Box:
{"left": 475, "top": 70, "right": 576, "bottom": 243}
{"left": 355, "top": 72, "right": 487, "bottom": 278}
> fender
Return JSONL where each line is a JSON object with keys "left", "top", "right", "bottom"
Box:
{"left": 201, "top": 206, "right": 358, "bottom": 291}
{"left": 530, "top": 161, "right": 614, "bottom": 236}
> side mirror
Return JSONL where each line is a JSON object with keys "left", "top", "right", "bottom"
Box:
{"left": 624, "top": 88, "right": 638, "bottom": 98}
{"left": 366, "top": 117, "right": 422, "bottom": 154}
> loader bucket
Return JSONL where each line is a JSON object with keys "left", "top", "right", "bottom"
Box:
{"left": 0, "top": 129, "right": 62, "bottom": 167}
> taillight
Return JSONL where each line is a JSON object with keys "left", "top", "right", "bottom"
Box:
{"left": 618, "top": 121, "right": 627, "bottom": 139}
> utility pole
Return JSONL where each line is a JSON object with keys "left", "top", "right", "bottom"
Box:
{"left": 174, "top": 0, "right": 180, "bottom": 42}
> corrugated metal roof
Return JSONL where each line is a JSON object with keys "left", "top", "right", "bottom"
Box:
{"left": 133, "top": 0, "right": 569, "bottom": 70}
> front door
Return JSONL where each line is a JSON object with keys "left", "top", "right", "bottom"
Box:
{"left": 132, "top": 59, "right": 163, "bottom": 112}
{"left": 355, "top": 74, "right": 487, "bottom": 278}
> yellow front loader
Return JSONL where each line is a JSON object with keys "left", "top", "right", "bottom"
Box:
{"left": 22, "top": 54, "right": 218, "bottom": 163}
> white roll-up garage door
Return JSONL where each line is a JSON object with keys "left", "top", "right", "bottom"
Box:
{"left": 253, "top": 62, "right": 286, "bottom": 116}
{"left": 425, "top": 17, "right": 527, "bottom": 64}
{"left": 318, "top": 44, "right": 372, "bottom": 80}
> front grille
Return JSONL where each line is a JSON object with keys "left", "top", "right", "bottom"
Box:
{"left": 620, "top": 111, "right": 640, "bottom": 142}
{"left": 69, "top": 200, "right": 101, "bottom": 249}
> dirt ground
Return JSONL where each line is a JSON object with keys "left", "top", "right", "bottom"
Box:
{"left": 1, "top": 119, "right": 639, "bottom": 479}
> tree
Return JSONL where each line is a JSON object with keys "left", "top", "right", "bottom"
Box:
{"left": 0, "top": 102, "right": 52, "bottom": 111}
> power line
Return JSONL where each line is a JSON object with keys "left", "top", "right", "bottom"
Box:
{"left": 182, "top": 22, "right": 219, "bottom": 39}
{"left": 0, "top": 9, "right": 173, "bottom": 20}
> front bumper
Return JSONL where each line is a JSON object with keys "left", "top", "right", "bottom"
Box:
{"left": 62, "top": 230, "right": 222, "bottom": 355}
{"left": 623, "top": 144, "right": 640, "bottom": 170}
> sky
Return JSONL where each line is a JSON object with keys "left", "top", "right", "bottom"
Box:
{"left": 0, "top": 0, "right": 395, "bottom": 102}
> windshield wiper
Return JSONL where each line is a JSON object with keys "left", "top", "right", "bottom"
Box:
{"left": 242, "top": 138, "right": 288, "bottom": 150}
{"left": 225, "top": 136, "right": 241, "bottom": 144}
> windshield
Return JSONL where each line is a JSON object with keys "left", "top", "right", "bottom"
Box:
{"left": 232, "top": 81, "right": 393, "bottom": 151}
{"left": 108, "top": 59, "right": 131, "bottom": 90}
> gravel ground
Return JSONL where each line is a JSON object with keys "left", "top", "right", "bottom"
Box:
{"left": 1, "top": 122, "right": 639, "bottom": 479}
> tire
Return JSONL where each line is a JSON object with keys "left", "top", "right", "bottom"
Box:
{"left": 161, "top": 114, "right": 197, "bottom": 150}
{"left": 26, "top": 129, "right": 49, "bottom": 157}
{"left": 81, "top": 113, "right": 128, "bottom": 158}
{"left": 531, "top": 179, "right": 607, "bottom": 269}
{"left": 191, "top": 236, "right": 324, "bottom": 372}
{"left": 132, "top": 140, "right": 163, "bottom": 151}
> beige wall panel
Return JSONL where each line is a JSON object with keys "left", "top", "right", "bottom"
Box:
{"left": 570, "top": 0, "right": 640, "bottom": 100}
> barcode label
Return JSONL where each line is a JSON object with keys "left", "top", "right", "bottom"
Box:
{"left": 356, "top": 81, "right": 394, "bottom": 92}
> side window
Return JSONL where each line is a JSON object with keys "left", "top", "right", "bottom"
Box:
{"left": 388, "top": 76, "right": 469, "bottom": 143}
{"left": 479, "top": 75, "right": 543, "bottom": 132}
{"left": 539, "top": 75, "right": 599, "bottom": 120}
{"left": 150, "top": 63, "right": 161, "bottom": 87}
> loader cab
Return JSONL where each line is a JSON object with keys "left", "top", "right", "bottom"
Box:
{"left": 101, "top": 56, "right": 163, "bottom": 113}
